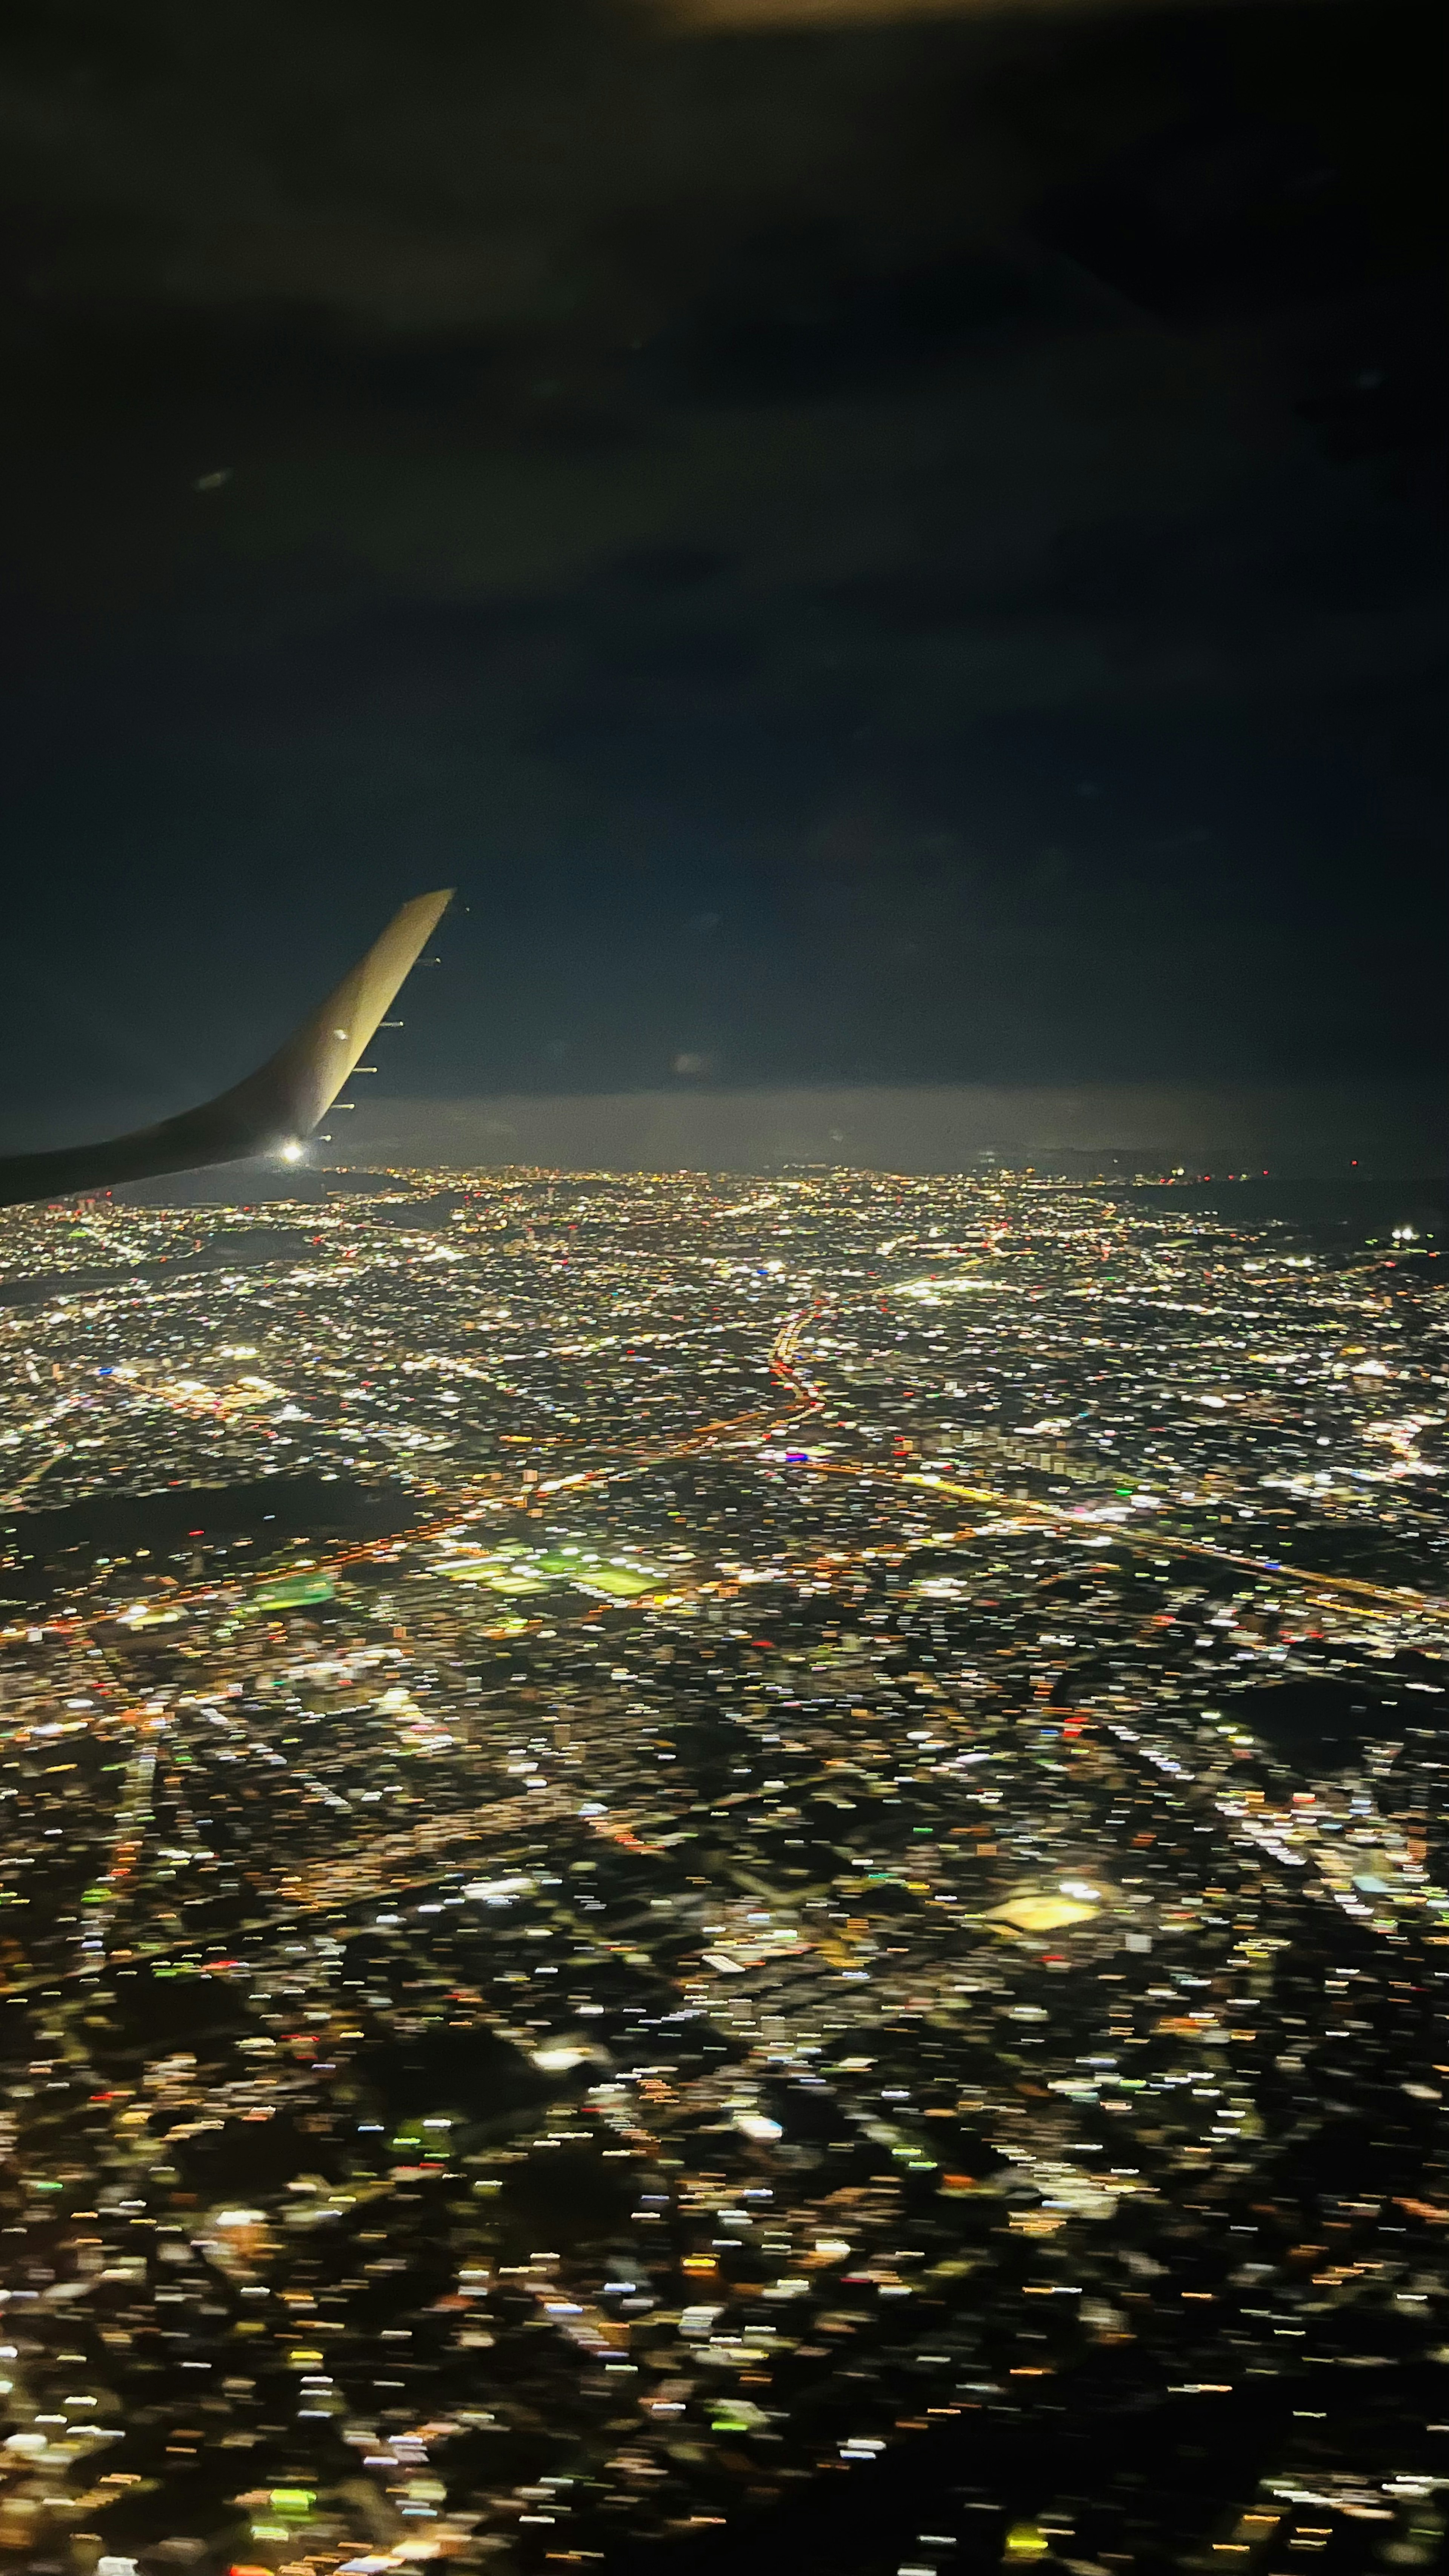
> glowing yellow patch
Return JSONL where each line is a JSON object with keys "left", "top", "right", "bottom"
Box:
{"left": 985, "top": 1893, "right": 1098, "bottom": 1933}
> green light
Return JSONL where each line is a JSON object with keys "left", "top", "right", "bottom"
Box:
{"left": 245, "top": 1572, "right": 335, "bottom": 1613}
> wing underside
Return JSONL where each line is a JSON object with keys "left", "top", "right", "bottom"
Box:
{"left": 0, "top": 888, "right": 453, "bottom": 1210}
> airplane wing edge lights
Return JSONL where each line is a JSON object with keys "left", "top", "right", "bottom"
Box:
{"left": 0, "top": 887, "right": 454, "bottom": 1211}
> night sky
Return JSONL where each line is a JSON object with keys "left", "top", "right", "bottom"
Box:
{"left": 0, "top": 0, "right": 1445, "bottom": 1152}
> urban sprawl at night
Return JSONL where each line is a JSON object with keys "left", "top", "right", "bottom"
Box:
{"left": 2, "top": 1167, "right": 1448, "bottom": 2576}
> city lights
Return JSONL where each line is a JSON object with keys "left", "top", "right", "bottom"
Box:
{"left": 0, "top": 1163, "right": 1446, "bottom": 2569}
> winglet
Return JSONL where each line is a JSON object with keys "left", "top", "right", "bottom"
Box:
{"left": 0, "top": 889, "right": 454, "bottom": 1209}
{"left": 210, "top": 886, "right": 454, "bottom": 1147}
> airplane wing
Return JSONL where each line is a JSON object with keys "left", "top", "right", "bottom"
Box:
{"left": 0, "top": 887, "right": 453, "bottom": 1210}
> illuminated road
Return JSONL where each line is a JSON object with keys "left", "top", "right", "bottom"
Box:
{"left": 764, "top": 1296, "right": 1442, "bottom": 1623}
{"left": 1, "top": 1274, "right": 1434, "bottom": 2003}
{"left": 8, "top": 1293, "right": 1438, "bottom": 1656}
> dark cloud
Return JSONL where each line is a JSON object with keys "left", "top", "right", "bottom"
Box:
{"left": 0, "top": 0, "right": 1444, "bottom": 1142}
